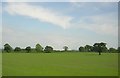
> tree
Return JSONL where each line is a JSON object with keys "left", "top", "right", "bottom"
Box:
{"left": 84, "top": 45, "right": 93, "bottom": 52}
{"left": 117, "top": 47, "right": 120, "bottom": 53}
{"left": 25, "top": 46, "right": 31, "bottom": 53}
{"left": 14, "top": 47, "right": 21, "bottom": 52}
{"left": 63, "top": 46, "right": 68, "bottom": 51}
{"left": 93, "top": 43, "right": 99, "bottom": 52}
{"left": 35, "top": 44, "right": 43, "bottom": 52}
{"left": 4, "top": 43, "right": 13, "bottom": 53}
{"left": 79, "top": 46, "right": 85, "bottom": 52}
{"left": 100, "top": 42, "right": 108, "bottom": 52}
{"left": 93, "top": 42, "right": 107, "bottom": 55}
{"left": 109, "top": 47, "right": 117, "bottom": 53}
{"left": 44, "top": 46, "right": 53, "bottom": 53}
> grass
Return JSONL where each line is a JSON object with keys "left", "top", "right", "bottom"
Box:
{"left": 2, "top": 52, "right": 118, "bottom": 76}
{"left": 0, "top": 52, "right": 1, "bottom": 77}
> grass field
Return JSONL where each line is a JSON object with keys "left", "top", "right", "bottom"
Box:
{"left": 0, "top": 52, "right": 1, "bottom": 77}
{"left": 2, "top": 52, "right": 118, "bottom": 76}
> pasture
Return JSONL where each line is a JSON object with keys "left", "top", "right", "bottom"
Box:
{"left": 2, "top": 52, "right": 118, "bottom": 76}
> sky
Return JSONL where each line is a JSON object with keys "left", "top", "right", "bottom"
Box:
{"left": 1, "top": 1, "right": 118, "bottom": 50}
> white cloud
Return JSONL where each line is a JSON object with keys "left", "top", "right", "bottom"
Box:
{"left": 4, "top": 3, "right": 118, "bottom": 36}
{"left": 67, "top": 2, "right": 118, "bottom": 36}
{"left": 74, "top": 13, "right": 118, "bottom": 36}
{"left": 3, "top": 2, "right": 118, "bottom": 49}
{"left": 4, "top": 3, "right": 73, "bottom": 29}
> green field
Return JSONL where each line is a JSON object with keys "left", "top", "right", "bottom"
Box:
{"left": 2, "top": 52, "right": 118, "bottom": 76}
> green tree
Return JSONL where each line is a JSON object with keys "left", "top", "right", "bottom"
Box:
{"left": 25, "top": 46, "right": 31, "bottom": 53}
{"left": 100, "top": 42, "right": 108, "bottom": 52}
{"left": 93, "top": 42, "right": 107, "bottom": 55}
{"left": 63, "top": 46, "right": 68, "bottom": 51}
{"left": 35, "top": 43, "right": 43, "bottom": 52}
{"left": 79, "top": 46, "right": 85, "bottom": 52}
{"left": 4, "top": 43, "right": 13, "bottom": 53}
{"left": 117, "top": 47, "right": 120, "bottom": 53}
{"left": 93, "top": 43, "right": 99, "bottom": 52}
{"left": 109, "top": 47, "right": 117, "bottom": 53}
{"left": 84, "top": 45, "right": 93, "bottom": 52}
{"left": 44, "top": 46, "right": 53, "bottom": 53}
{"left": 14, "top": 47, "right": 21, "bottom": 52}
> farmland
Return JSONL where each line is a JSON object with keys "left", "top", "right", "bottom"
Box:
{"left": 2, "top": 52, "right": 118, "bottom": 76}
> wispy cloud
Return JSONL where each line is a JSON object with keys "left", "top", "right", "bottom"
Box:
{"left": 75, "top": 13, "right": 118, "bottom": 36}
{"left": 4, "top": 2, "right": 117, "bottom": 36}
{"left": 4, "top": 3, "right": 73, "bottom": 29}
{"left": 3, "top": 2, "right": 118, "bottom": 49}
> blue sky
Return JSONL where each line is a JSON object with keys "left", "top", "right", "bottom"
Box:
{"left": 2, "top": 2, "right": 118, "bottom": 50}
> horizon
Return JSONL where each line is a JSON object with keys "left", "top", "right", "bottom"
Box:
{"left": 1, "top": 2, "right": 118, "bottom": 50}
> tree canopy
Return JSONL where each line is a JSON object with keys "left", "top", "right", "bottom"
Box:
{"left": 63, "top": 46, "right": 68, "bottom": 51}
{"left": 44, "top": 46, "right": 53, "bottom": 53}
{"left": 14, "top": 47, "right": 21, "bottom": 52}
{"left": 4, "top": 43, "right": 13, "bottom": 53}
{"left": 35, "top": 43, "right": 43, "bottom": 52}
{"left": 93, "top": 42, "right": 107, "bottom": 55}
{"left": 25, "top": 46, "right": 31, "bottom": 53}
{"left": 3, "top": 42, "right": 119, "bottom": 54}
{"left": 79, "top": 46, "right": 85, "bottom": 52}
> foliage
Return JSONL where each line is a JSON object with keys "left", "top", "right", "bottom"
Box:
{"left": 44, "top": 46, "right": 53, "bottom": 53}
{"left": 109, "top": 47, "right": 117, "bottom": 53}
{"left": 25, "top": 46, "right": 31, "bottom": 53}
{"left": 84, "top": 45, "right": 93, "bottom": 52}
{"left": 35, "top": 44, "right": 43, "bottom": 52}
{"left": 79, "top": 46, "right": 85, "bottom": 52}
{"left": 3, "top": 42, "right": 119, "bottom": 53}
{"left": 14, "top": 47, "right": 21, "bottom": 52}
{"left": 63, "top": 46, "right": 68, "bottom": 51}
{"left": 118, "top": 47, "right": 120, "bottom": 53}
{"left": 4, "top": 43, "right": 13, "bottom": 53}
{"left": 93, "top": 42, "right": 107, "bottom": 55}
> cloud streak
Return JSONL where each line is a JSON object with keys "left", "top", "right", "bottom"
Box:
{"left": 5, "top": 3, "right": 73, "bottom": 29}
{"left": 4, "top": 3, "right": 117, "bottom": 36}
{"left": 75, "top": 13, "right": 118, "bottom": 36}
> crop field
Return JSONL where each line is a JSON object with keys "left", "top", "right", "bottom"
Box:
{"left": 2, "top": 52, "right": 118, "bottom": 76}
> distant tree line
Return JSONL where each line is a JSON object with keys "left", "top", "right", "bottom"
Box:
{"left": 3, "top": 42, "right": 120, "bottom": 55}
{"left": 79, "top": 42, "right": 120, "bottom": 55}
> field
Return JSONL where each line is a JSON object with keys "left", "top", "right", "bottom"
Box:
{"left": 2, "top": 52, "right": 118, "bottom": 76}
{"left": 0, "top": 52, "right": 1, "bottom": 77}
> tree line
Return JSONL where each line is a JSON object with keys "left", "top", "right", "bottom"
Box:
{"left": 3, "top": 42, "right": 120, "bottom": 55}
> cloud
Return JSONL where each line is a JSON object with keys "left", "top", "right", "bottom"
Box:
{"left": 74, "top": 13, "right": 118, "bottom": 36}
{"left": 4, "top": 3, "right": 73, "bottom": 29}
{"left": 3, "top": 2, "right": 118, "bottom": 40}
{"left": 68, "top": 2, "right": 118, "bottom": 36}
{"left": 2, "top": 2, "right": 118, "bottom": 50}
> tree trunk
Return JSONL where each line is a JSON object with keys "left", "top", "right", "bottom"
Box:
{"left": 99, "top": 51, "right": 101, "bottom": 55}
